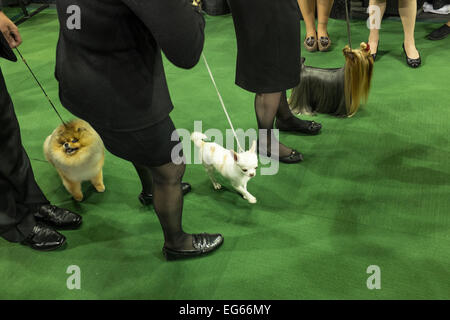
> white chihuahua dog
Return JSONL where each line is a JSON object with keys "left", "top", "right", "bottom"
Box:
{"left": 191, "top": 132, "right": 258, "bottom": 204}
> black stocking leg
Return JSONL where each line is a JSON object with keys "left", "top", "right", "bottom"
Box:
{"left": 276, "top": 91, "right": 322, "bottom": 133}
{"left": 133, "top": 163, "right": 153, "bottom": 195}
{"left": 254, "top": 92, "right": 293, "bottom": 158}
{"left": 150, "top": 162, "right": 193, "bottom": 250}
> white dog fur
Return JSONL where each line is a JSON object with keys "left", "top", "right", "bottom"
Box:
{"left": 191, "top": 132, "right": 258, "bottom": 204}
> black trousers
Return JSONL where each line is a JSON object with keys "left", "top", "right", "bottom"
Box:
{"left": 0, "top": 67, "right": 48, "bottom": 243}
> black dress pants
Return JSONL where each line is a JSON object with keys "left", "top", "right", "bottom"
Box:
{"left": 0, "top": 67, "right": 48, "bottom": 243}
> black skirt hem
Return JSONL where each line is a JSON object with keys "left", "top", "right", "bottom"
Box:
{"left": 235, "top": 78, "right": 300, "bottom": 94}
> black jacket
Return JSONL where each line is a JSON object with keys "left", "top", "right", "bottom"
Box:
{"left": 55, "top": 0, "right": 205, "bottom": 131}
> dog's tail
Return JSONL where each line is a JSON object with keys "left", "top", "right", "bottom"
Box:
{"left": 191, "top": 132, "right": 208, "bottom": 148}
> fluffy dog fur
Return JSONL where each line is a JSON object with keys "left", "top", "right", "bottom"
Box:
{"left": 44, "top": 119, "right": 105, "bottom": 201}
{"left": 289, "top": 42, "right": 374, "bottom": 117}
{"left": 191, "top": 132, "right": 258, "bottom": 204}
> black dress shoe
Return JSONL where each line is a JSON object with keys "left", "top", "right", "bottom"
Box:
{"left": 402, "top": 43, "right": 421, "bottom": 68}
{"left": 275, "top": 118, "right": 322, "bottom": 135}
{"left": 163, "top": 233, "right": 224, "bottom": 260}
{"left": 21, "top": 223, "right": 66, "bottom": 251}
{"left": 257, "top": 140, "right": 304, "bottom": 164}
{"left": 139, "top": 182, "right": 192, "bottom": 206}
{"left": 276, "top": 150, "right": 304, "bottom": 163}
{"left": 427, "top": 24, "right": 450, "bottom": 41}
{"left": 259, "top": 148, "right": 304, "bottom": 164}
{"left": 34, "top": 204, "right": 82, "bottom": 230}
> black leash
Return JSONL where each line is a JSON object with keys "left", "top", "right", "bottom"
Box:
{"left": 14, "top": 47, "right": 66, "bottom": 126}
{"left": 344, "top": 0, "right": 352, "bottom": 49}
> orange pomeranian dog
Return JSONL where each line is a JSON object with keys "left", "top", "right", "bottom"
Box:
{"left": 44, "top": 119, "right": 105, "bottom": 201}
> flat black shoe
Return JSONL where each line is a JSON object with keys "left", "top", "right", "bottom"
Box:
{"left": 275, "top": 118, "right": 322, "bottom": 135}
{"left": 427, "top": 24, "right": 450, "bottom": 41}
{"left": 279, "top": 150, "right": 304, "bottom": 164}
{"left": 139, "top": 182, "right": 192, "bottom": 206}
{"left": 34, "top": 204, "right": 82, "bottom": 230}
{"left": 402, "top": 43, "right": 421, "bottom": 68}
{"left": 258, "top": 148, "right": 304, "bottom": 164}
{"left": 257, "top": 140, "right": 304, "bottom": 164}
{"left": 21, "top": 223, "right": 66, "bottom": 251}
{"left": 163, "top": 233, "right": 224, "bottom": 260}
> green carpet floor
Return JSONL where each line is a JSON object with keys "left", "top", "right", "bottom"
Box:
{"left": 0, "top": 9, "right": 449, "bottom": 300}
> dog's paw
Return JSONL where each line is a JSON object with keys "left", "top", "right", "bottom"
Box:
{"left": 213, "top": 182, "right": 222, "bottom": 190}
{"left": 72, "top": 194, "right": 84, "bottom": 202}
{"left": 95, "top": 185, "right": 106, "bottom": 193}
{"left": 245, "top": 195, "right": 257, "bottom": 204}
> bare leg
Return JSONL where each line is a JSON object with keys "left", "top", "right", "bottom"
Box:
{"left": 299, "top": 0, "right": 317, "bottom": 39}
{"left": 368, "top": 0, "right": 387, "bottom": 55}
{"left": 317, "top": 0, "right": 334, "bottom": 39}
{"left": 399, "top": 0, "right": 419, "bottom": 59}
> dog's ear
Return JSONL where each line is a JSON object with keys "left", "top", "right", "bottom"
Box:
{"left": 230, "top": 150, "right": 238, "bottom": 162}
{"left": 249, "top": 140, "right": 257, "bottom": 153}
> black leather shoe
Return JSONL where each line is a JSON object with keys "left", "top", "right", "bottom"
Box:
{"left": 34, "top": 204, "right": 82, "bottom": 230}
{"left": 402, "top": 43, "right": 421, "bottom": 68}
{"left": 427, "top": 24, "right": 450, "bottom": 41}
{"left": 139, "top": 182, "right": 192, "bottom": 206}
{"left": 163, "top": 233, "right": 224, "bottom": 260}
{"left": 21, "top": 223, "right": 66, "bottom": 251}
{"left": 275, "top": 118, "right": 322, "bottom": 135}
{"left": 257, "top": 140, "right": 304, "bottom": 164}
{"left": 279, "top": 150, "right": 304, "bottom": 164}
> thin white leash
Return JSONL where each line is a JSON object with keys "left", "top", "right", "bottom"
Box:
{"left": 202, "top": 53, "right": 244, "bottom": 152}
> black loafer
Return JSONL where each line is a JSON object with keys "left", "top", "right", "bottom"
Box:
{"left": 279, "top": 150, "right": 304, "bottom": 164}
{"left": 402, "top": 43, "right": 421, "bottom": 68}
{"left": 139, "top": 182, "right": 192, "bottom": 206}
{"left": 34, "top": 204, "right": 82, "bottom": 230}
{"left": 21, "top": 223, "right": 67, "bottom": 251}
{"left": 275, "top": 118, "right": 322, "bottom": 135}
{"left": 257, "top": 141, "right": 304, "bottom": 164}
{"left": 427, "top": 24, "right": 450, "bottom": 41}
{"left": 163, "top": 233, "right": 224, "bottom": 260}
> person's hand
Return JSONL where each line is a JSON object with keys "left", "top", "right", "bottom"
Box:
{"left": 0, "top": 11, "right": 22, "bottom": 48}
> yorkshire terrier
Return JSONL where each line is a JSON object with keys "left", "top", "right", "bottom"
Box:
{"left": 289, "top": 42, "right": 374, "bottom": 117}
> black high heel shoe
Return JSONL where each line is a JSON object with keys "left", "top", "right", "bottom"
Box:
{"left": 371, "top": 40, "right": 379, "bottom": 61}
{"left": 139, "top": 182, "right": 192, "bottom": 206}
{"left": 402, "top": 43, "right": 421, "bottom": 68}
{"left": 163, "top": 233, "right": 224, "bottom": 260}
